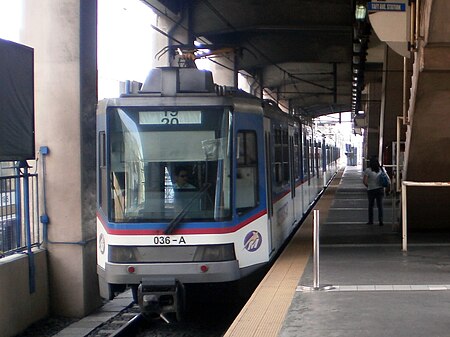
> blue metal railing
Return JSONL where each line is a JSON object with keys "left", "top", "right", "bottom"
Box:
{"left": 0, "top": 162, "right": 41, "bottom": 258}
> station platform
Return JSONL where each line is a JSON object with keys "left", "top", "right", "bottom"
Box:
{"left": 47, "top": 166, "right": 450, "bottom": 337}
{"left": 225, "top": 166, "right": 450, "bottom": 337}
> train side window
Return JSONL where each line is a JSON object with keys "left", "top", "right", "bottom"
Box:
{"left": 236, "top": 131, "right": 259, "bottom": 214}
{"left": 303, "top": 137, "right": 309, "bottom": 179}
{"left": 293, "top": 132, "right": 300, "bottom": 180}
{"left": 310, "top": 141, "right": 315, "bottom": 176}
{"left": 99, "top": 131, "right": 106, "bottom": 168}
{"left": 99, "top": 131, "right": 108, "bottom": 212}
{"left": 273, "top": 127, "right": 290, "bottom": 189}
{"left": 273, "top": 128, "right": 283, "bottom": 189}
{"left": 282, "top": 130, "right": 289, "bottom": 185}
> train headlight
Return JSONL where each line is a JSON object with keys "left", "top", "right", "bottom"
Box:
{"left": 108, "top": 244, "right": 236, "bottom": 263}
{"left": 109, "top": 246, "right": 137, "bottom": 263}
{"left": 193, "top": 244, "right": 235, "bottom": 262}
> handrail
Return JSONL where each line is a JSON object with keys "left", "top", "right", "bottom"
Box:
{"left": 403, "top": 181, "right": 450, "bottom": 187}
{"left": 401, "top": 181, "right": 450, "bottom": 251}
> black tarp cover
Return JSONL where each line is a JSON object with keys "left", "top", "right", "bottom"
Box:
{"left": 0, "top": 38, "right": 35, "bottom": 161}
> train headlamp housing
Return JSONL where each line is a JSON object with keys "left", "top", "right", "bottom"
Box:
{"left": 109, "top": 244, "right": 235, "bottom": 263}
{"left": 192, "top": 244, "right": 235, "bottom": 262}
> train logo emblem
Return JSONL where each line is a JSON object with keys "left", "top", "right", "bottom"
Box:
{"left": 98, "top": 233, "right": 105, "bottom": 254}
{"left": 243, "top": 230, "right": 262, "bottom": 252}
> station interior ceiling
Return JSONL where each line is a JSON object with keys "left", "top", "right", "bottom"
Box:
{"left": 142, "top": 0, "right": 383, "bottom": 120}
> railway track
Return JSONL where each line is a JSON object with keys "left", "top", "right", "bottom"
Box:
{"left": 84, "top": 282, "right": 253, "bottom": 337}
{"left": 86, "top": 304, "right": 144, "bottom": 337}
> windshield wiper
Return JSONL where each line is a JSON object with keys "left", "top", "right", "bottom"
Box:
{"left": 164, "top": 183, "right": 211, "bottom": 235}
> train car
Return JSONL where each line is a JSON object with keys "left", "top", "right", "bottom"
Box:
{"left": 96, "top": 67, "right": 339, "bottom": 320}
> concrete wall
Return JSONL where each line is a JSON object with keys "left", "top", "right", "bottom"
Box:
{"left": 0, "top": 250, "right": 49, "bottom": 337}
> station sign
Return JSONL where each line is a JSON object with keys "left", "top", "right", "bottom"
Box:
{"left": 368, "top": 2, "right": 406, "bottom": 12}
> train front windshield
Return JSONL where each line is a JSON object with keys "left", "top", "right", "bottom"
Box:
{"left": 108, "top": 107, "right": 232, "bottom": 223}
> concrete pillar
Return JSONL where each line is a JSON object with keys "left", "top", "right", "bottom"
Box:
{"left": 363, "top": 81, "right": 382, "bottom": 164}
{"left": 403, "top": 0, "right": 450, "bottom": 229}
{"left": 380, "top": 48, "right": 410, "bottom": 166}
{"left": 20, "top": 0, "right": 100, "bottom": 316}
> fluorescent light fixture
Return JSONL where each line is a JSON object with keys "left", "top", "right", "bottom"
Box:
{"left": 355, "top": 4, "right": 366, "bottom": 20}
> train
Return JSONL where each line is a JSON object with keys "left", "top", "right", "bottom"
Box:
{"left": 96, "top": 67, "right": 340, "bottom": 320}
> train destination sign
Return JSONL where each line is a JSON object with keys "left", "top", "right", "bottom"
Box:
{"left": 367, "top": 2, "right": 406, "bottom": 12}
{"left": 139, "top": 110, "right": 202, "bottom": 125}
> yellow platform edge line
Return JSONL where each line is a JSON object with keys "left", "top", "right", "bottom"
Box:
{"left": 223, "top": 168, "right": 343, "bottom": 337}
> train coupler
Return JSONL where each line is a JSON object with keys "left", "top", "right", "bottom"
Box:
{"left": 137, "top": 277, "right": 185, "bottom": 322}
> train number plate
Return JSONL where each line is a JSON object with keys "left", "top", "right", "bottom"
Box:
{"left": 153, "top": 235, "right": 187, "bottom": 245}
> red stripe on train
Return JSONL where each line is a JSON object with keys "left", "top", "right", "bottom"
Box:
{"left": 97, "top": 209, "right": 267, "bottom": 235}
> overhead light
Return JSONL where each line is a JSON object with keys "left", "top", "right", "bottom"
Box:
{"left": 355, "top": 4, "right": 366, "bottom": 20}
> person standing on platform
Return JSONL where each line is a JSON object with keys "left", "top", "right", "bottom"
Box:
{"left": 363, "top": 156, "right": 389, "bottom": 226}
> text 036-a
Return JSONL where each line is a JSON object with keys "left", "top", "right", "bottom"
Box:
{"left": 154, "top": 236, "right": 186, "bottom": 245}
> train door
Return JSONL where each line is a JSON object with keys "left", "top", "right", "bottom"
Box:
{"left": 263, "top": 117, "right": 274, "bottom": 256}
{"left": 233, "top": 112, "right": 269, "bottom": 258}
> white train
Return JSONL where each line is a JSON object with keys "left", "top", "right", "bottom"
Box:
{"left": 96, "top": 67, "right": 339, "bottom": 320}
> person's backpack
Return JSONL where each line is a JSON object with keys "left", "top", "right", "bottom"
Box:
{"left": 378, "top": 168, "right": 390, "bottom": 188}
